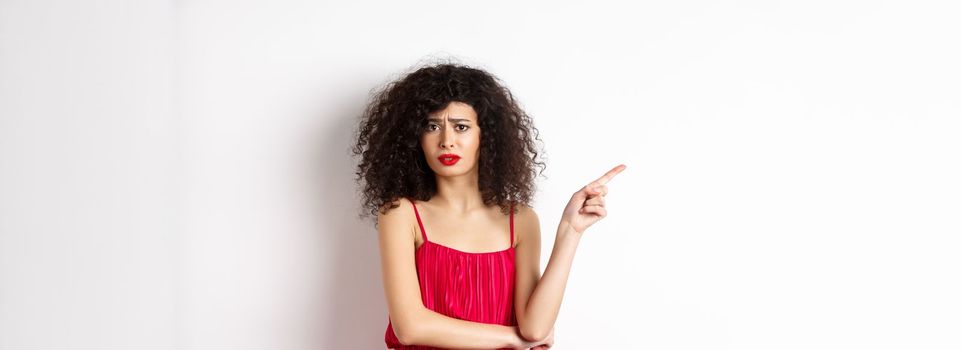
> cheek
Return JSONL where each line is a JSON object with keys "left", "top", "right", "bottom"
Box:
{"left": 470, "top": 133, "right": 481, "bottom": 155}
{"left": 473, "top": 135, "right": 481, "bottom": 157}
{"left": 419, "top": 136, "right": 430, "bottom": 155}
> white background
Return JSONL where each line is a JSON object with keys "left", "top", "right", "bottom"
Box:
{"left": 1, "top": 1, "right": 959, "bottom": 349}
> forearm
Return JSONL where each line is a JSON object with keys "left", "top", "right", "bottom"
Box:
{"left": 401, "top": 308, "right": 520, "bottom": 349}
{"left": 520, "top": 220, "right": 581, "bottom": 340}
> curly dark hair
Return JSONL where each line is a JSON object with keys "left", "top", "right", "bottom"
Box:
{"left": 352, "top": 60, "right": 546, "bottom": 220}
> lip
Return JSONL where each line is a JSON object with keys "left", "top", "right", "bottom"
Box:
{"left": 438, "top": 154, "right": 461, "bottom": 166}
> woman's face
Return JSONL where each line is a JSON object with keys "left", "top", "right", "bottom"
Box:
{"left": 420, "top": 101, "right": 481, "bottom": 178}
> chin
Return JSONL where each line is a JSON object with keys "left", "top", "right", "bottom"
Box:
{"left": 432, "top": 164, "right": 472, "bottom": 176}
{"left": 434, "top": 169, "right": 463, "bottom": 177}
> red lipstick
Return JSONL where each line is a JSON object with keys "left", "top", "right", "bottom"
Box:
{"left": 438, "top": 154, "right": 460, "bottom": 166}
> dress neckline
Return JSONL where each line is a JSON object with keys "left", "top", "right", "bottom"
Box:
{"left": 416, "top": 240, "right": 515, "bottom": 255}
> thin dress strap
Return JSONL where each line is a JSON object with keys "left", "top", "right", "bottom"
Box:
{"left": 408, "top": 198, "right": 428, "bottom": 243}
{"left": 509, "top": 202, "right": 515, "bottom": 247}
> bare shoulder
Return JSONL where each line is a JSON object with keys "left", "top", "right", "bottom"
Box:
{"left": 377, "top": 198, "right": 417, "bottom": 242}
{"left": 513, "top": 203, "right": 539, "bottom": 221}
{"left": 512, "top": 203, "right": 541, "bottom": 244}
{"left": 378, "top": 197, "right": 412, "bottom": 219}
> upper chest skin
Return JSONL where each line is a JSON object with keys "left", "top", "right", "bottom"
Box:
{"left": 411, "top": 200, "right": 514, "bottom": 253}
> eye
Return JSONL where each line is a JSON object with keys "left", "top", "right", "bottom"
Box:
{"left": 455, "top": 124, "right": 470, "bottom": 132}
{"left": 425, "top": 123, "right": 439, "bottom": 131}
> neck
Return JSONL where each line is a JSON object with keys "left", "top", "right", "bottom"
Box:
{"left": 432, "top": 169, "right": 485, "bottom": 214}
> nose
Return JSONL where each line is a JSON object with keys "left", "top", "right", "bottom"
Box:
{"left": 440, "top": 126, "right": 454, "bottom": 149}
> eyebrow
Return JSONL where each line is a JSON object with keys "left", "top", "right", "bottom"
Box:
{"left": 427, "top": 117, "right": 472, "bottom": 123}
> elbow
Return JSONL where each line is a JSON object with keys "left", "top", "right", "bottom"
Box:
{"left": 391, "top": 307, "right": 428, "bottom": 345}
{"left": 392, "top": 322, "right": 418, "bottom": 345}
{"left": 519, "top": 325, "right": 549, "bottom": 343}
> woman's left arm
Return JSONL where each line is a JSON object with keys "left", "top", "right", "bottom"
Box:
{"left": 514, "top": 164, "right": 626, "bottom": 342}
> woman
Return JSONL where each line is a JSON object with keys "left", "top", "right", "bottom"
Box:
{"left": 353, "top": 62, "right": 625, "bottom": 349}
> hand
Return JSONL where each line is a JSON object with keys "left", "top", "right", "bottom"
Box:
{"left": 560, "top": 164, "right": 626, "bottom": 234}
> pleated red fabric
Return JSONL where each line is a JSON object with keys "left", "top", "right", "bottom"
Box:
{"left": 385, "top": 198, "right": 517, "bottom": 350}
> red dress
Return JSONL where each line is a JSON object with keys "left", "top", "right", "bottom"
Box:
{"left": 385, "top": 198, "right": 517, "bottom": 350}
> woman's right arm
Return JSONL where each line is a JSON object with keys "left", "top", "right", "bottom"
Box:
{"left": 378, "top": 199, "right": 543, "bottom": 349}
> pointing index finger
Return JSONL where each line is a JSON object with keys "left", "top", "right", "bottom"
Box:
{"left": 594, "top": 164, "right": 626, "bottom": 185}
